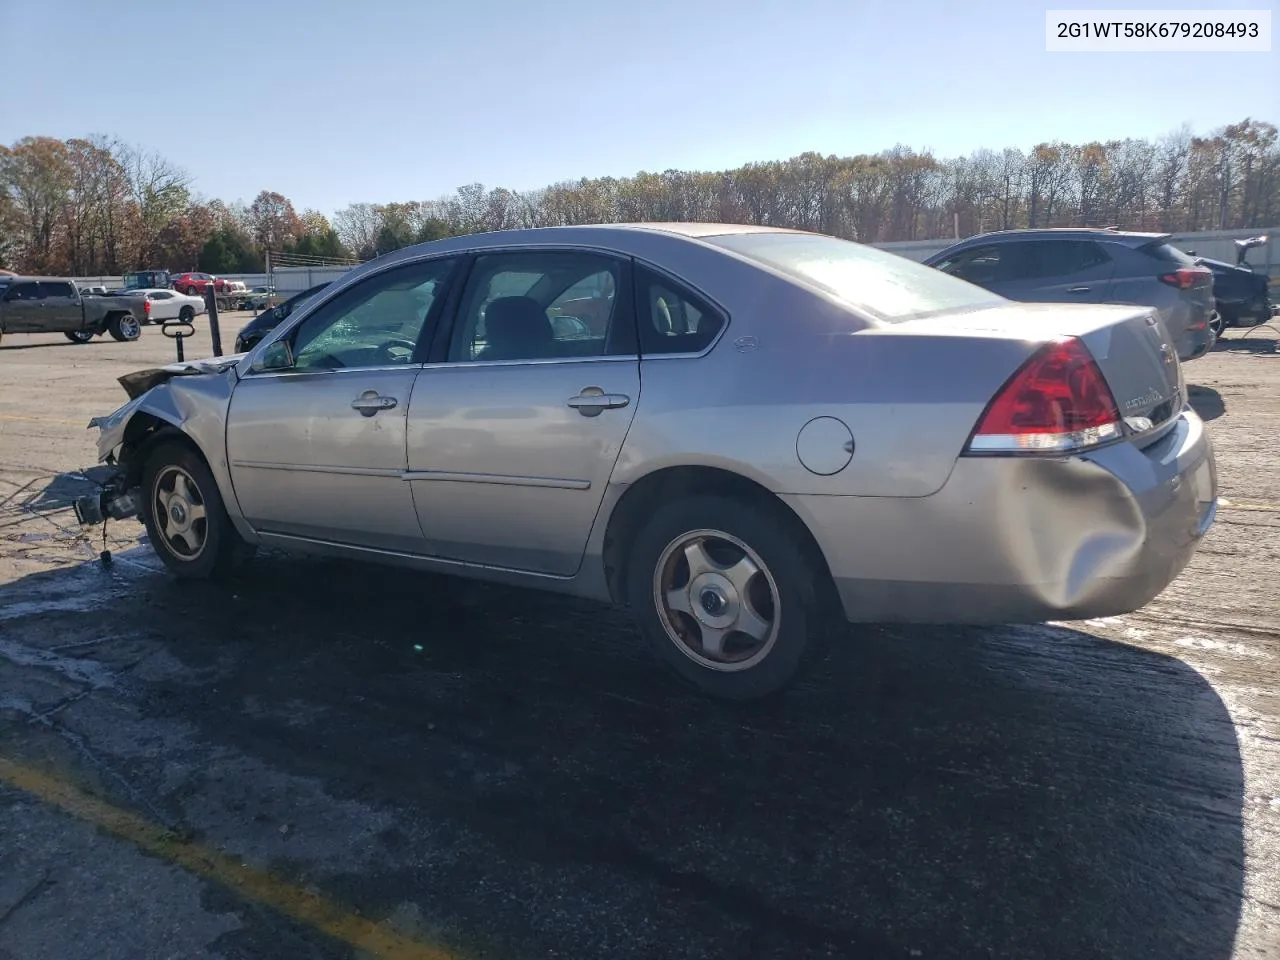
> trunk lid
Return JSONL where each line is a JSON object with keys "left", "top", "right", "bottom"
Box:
{"left": 899, "top": 301, "right": 1183, "bottom": 429}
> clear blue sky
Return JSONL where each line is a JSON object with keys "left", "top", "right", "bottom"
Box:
{"left": 2, "top": 0, "right": 1275, "bottom": 216}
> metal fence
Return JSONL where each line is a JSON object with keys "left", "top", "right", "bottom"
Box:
{"left": 61, "top": 226, "right": 1279, "bottom": 291}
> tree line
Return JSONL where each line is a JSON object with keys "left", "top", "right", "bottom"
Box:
{"left": 1, "top": 119, "right": 1275, "bottom": 277}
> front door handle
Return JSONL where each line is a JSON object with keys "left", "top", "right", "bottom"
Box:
{"left": 351, "top": 391, "right": 398, "bottom": 417}
{"left": 567, "top": 387, "right": 630, "bottom": 417}
{"left": 1067, "top": 286, "right": 1091, "bottom": 293}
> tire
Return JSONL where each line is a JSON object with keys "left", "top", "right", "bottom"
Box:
{"left": 108, "top": 313, "right": 141, "bottom": 342}
{"left": 65, "top": 330, "right": 95, "bottom": 344}
{"left": 1209, "top": 310, "right": 1225, "bottom": 337}
{"left": 140, "top": 441, "right": 255, "bottom": 580}
{"left": 186, "top": 285, "right": 199, "bottom": 296}
{"left": 179, "top": 306, "right": 195, "bottom": 323}
{"left": 625, "top": 494, "right": 825, "bottom": 700}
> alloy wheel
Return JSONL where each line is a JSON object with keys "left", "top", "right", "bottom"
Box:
{"left": 152, "top": 465, "right": 209, "bottom": 560}
{"left": 653, "top": 529, "right": 780, "bottom": 672}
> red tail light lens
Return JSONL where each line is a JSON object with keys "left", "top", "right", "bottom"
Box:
{"left": 1159, "top": 267, "right": 1211, "bottom": 289}
{"left": 966, "top": 337, "right": 1122, "bottom": 454}
{"left": 143, "top": 299, "right": 151, "bottom": 316}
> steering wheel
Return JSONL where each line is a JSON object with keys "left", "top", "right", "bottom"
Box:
{"left": 376, "top": 338, "right": 419, "bottom": 363}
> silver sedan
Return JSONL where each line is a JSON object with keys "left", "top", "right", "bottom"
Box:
{"left": 82, "top": 224, "right": 1218, "bottom": 699}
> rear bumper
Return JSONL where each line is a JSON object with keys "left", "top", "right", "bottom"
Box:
{"left": 785, "top": 407, "right": 1217, "bottom": 624}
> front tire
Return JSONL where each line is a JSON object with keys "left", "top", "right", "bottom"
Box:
{"left": 108, "top": 314, "right": 141, "bottom": 342}
{"left": 65, "top": 330, "right": 95, "bottom": 344}
{"left": 140, "top": 442, "right": 254, "bottom": 579}
{"left": 625, "top": 495, "right": 824, "bottom": 700}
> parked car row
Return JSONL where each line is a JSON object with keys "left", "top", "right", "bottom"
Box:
{"left": 925, "top": 229, "right": 1220, "bottom": 361}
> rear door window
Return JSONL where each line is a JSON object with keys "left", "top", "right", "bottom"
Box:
{"left": 633, "top": 266, "right": 726, "bottom": 355}
{"left": 1007, "top": 240, "right": 1111, "bottom": 280}
{"left": 41, "top": 281, "right": 76, "bottom": 298}
{"left": 447, "top": 252, "right": 630, "bottom": 362}
{"left": 5, "top": 282, "right": 42, "bottom": 301}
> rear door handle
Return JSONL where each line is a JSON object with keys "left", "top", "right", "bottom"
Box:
{"left": 1068, "top": 286, "right": 1091, "bottom": 293}
{"left": 567, "top": 388, "right": 630, "bottom": 417}
{"left": 351, "top": 391, "right": 398, "bottom": 416}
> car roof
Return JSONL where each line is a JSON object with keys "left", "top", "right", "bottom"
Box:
{"left": 2, "top": 276, "right": 75, "bottom": 283}
{"left": 949, "top": 227, "right": 1168, "bottom": 245}
{"left": 311, "top": 223, "right": 818, "bottom": 301}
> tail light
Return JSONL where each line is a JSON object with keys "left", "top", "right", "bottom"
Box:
{"left": 966, "top": 337, "right": 1121, "bottom": 454}
{"left": 143, "top": 299, "right": 151, "bottom": 318}
{"left": 1159, "top": 266, "right": 1211, "bottom": 290}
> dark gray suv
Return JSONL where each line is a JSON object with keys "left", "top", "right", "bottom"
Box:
{"left": 925, "top": 229, "right": 1215, "bottom": 361}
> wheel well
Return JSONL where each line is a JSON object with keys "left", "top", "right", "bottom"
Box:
{"left": 601, "top": 465, "right": 839, "bottom": 614}
{"left": 118, "top": 415, "right": 205, "bottom": 488}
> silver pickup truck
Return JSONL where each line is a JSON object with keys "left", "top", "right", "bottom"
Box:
{"left": 0, "top": 276, "right": 141, "bottom": 345}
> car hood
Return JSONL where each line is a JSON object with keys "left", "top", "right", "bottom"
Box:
{"left": 115, "top": 353, "right": 246, "bottom": 400}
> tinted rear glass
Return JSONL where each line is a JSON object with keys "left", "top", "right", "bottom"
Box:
{"left": 705, "top": 232, "right": 1005, "bottom": 323}
{"left": 1141, "top": 242, "right": 1195, "bottom": 265}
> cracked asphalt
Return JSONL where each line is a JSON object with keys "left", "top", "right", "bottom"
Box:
{"left": 2, "top": 320, "right": 1279, "bottom": 959}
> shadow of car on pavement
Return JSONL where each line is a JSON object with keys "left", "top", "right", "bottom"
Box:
{"left": 0, "top": 547, "right": 1244, "bottom": 960}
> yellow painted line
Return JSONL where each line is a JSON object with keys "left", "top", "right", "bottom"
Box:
{"left": 0, "top": 758, "right": 462, "bottom": 960}
{"left": 0, "top": 413, "right": 89, "bottom": 427}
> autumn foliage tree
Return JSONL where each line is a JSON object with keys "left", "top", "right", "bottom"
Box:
{"left": 2, "top": 118, "right": 1277, "bottom": 276}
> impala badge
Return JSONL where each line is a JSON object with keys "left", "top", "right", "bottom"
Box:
{"left": 1125, "top": 388, "right": 1162, "bottom": 411}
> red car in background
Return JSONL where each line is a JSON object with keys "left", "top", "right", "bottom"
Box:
{"left": 171, "top": 272, "right": 237, "bottom": 297}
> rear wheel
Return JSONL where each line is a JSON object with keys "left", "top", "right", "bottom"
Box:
{"left": 626, "top": 494, "right": 825, "bottom": 700}
{"left": 185, "top": 285, "right": 199, "bottom": 296}
{"left": 1208, "top": 310, "right": 1224, "bottom": 337}
{"left": 65, "top": 330, "right": 95, "bottom": 344}
{"left": 108, "top": 314, "right": 141, "bottom": 342}
{"left": 140, "top": 442, "right": 254, "bottom": 579}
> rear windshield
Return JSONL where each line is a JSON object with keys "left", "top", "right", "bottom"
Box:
{"left": 704, "top": 232, "right": 1005, "bottom": 323}
{"left": 1140, "top": 241, "right": 1195, "bottom": 265}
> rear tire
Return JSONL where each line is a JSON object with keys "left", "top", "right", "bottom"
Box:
{"left": 625, "top": 494, "right": 825, "bottom": 700}
{"left": 1209, "top": 310, "right": 1225, "bottom": 337}
{"left": 65, "top": 330, "right": 94, "bottom": 344}
{"left": 186, "top": 285, "right": 199, "bottom": 296}
{"left": 108, "top": 314, "right": 141, "bottom": 342}
{"left": 140, "top": 441, "right": 255, "bottom": 580}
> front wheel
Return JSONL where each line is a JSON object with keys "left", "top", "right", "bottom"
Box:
{"left": 65, "top": 330, "right": 95, "bottom": 344}
{"left": 108, "top": 314, "right": 141, "bottom": 342}
{"left": 140, "top": 442, "right": 254, "bottom": 579}
{"left": 178, "top": 306, "right": 195, "bottom": 323}
{"left": 625, "top": 495, "right": 825, "bottom": 700}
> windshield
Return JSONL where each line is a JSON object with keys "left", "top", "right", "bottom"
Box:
{"left": 705, "top": 231, "right": 1006, "bottom": 323}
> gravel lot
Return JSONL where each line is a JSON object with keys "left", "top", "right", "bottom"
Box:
{"left": 1, "top": 318, "right": 1279, "bottom": 959}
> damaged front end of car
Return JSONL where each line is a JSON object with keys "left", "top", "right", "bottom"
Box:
{"left": 73, "top": 354, "right": 245, "bottom": 530}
